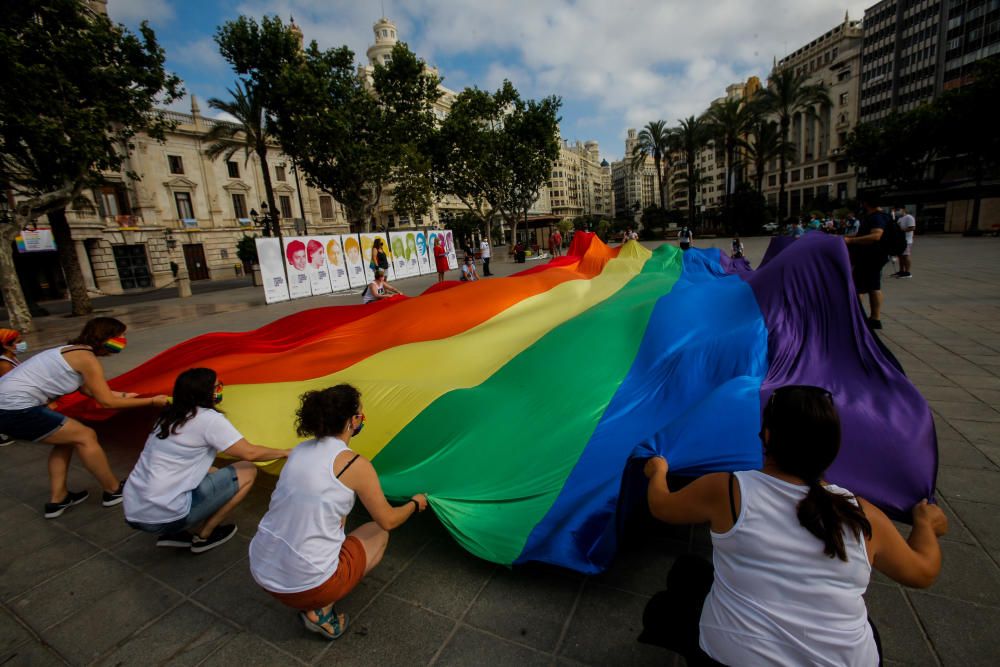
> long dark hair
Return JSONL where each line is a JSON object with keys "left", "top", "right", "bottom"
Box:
{"left": 154, "top": 368, "right": 219, "bottom": 439}
{"left": 296, "top": 384, "right": 360, "bottom": 439}
{"left": 762, "top": 386, "right": 872, "bottom": 561}
{"left": 68, "top": 317, "right": 126, "bottom": 356}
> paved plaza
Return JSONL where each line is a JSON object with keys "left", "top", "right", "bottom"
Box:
{"left": 1, "top": 235, "right": 999, "bottom": 666}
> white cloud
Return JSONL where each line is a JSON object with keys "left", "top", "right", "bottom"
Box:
{"left": 107, "top": 0, "right": 175, "bottom": 24}
{"left": 221, "top": 0, "right": 872, "bottom": 159}
{"left": 170, "top": 37, "right": 229, "bottom": 73}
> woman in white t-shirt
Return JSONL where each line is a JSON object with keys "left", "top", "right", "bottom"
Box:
{"left": 123, "top": 368, "right": 288, "bottom": 553}
{"left": 639, "top": 385, "right": 948, "bottom": 666}
{"left": 249, "top": 384, "right": 428, "bottom": 641}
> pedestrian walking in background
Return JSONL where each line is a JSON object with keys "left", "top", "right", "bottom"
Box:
{"left": 846, "top": 195, "right": 891, "bottom": 329}
{"left": 893, "top": 206, "right": 916, "bottom": 279}
{"left": 479, "top": 237, "right": 492, "bottom": 276}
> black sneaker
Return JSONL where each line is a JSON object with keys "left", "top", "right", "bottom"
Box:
{"left": 867, "top": 318, "right": 883, "bottom": 330}
{"left": 899, "top": 272, "right": 912, "bottom": 279}
{"left": 191, "top": 524, "right": 238, "bottom": 554}
{"left": 156, "top": 531, "right": 194, "bottom": 548}
{"left": 44, "top": 490, "right": 90, "bottom": 519}
{"left": 102, "top": 480, "right": 125, "bottom": 507}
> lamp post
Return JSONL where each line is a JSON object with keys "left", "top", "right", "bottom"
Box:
{"left": 249, "top": 208, "right": 270, "bottom": 237}
{"left": 261, "top": 201, "right": 283, "bottom": 242}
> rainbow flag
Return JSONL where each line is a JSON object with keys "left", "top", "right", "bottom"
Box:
{"left": 63, "top": 232, "right": 937, "bottom": 573}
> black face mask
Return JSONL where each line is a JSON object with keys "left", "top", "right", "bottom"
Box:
{"left": 352, "top": 420, "right": 364, "bottom": 437}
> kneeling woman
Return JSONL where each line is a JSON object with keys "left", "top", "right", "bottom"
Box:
{"left": 641, "top": 385, "right": 947, "bottom": 666}
{"left": 0, "top": 317, "right": 169, "bottom": 518}
{"left": 123, "top": 368, "right": 289, "bottom": 553}
{"left": 250, "top": 384, "right": 428, "bottom": 640}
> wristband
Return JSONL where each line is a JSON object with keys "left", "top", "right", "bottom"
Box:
{"left": 409, "top": 498, "right": 420, "bottom": 513}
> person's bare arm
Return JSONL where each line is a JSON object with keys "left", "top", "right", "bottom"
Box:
{"left": 861, "top": 498, "right": 947, "bottom": 588}
{"left": 66, "top": 351, "right": 168, "bottom": 409}
{"left": 845, "top": 227, "right": 884, "bottom": 246}
{"left": 645, "top": 457, "right": 733, "bottom": 531}
{"left": 223, "top": 438, "right": 289, "bottom": 463}
{"left": 339, "top": 454, "right": 427, "bottom": 530}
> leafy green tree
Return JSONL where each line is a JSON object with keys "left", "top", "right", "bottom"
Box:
{"left": 702, "top": 97, "right": 757, "bottom": 216}
{"left": 676, "top": 115, "right": 709, "bottom": 227}
{"left": 754, "top": 68, "right": 831, "bottom": 220}
{"left": 630, "top": 120, "right": 675, "bottom": 209}
{"left": 271, "top": 41, "right": 440, "bottom": 231}
{"left": 740, "top": 118, "right": 793, "bottom": 197}
{"left": 845, "top": 106, "right": 942, "bottom": 196}
{"left": 433, "top": 81, "right": 561, "bottom": 247}
{"left": 0, "top": 0, "right": 181, "bottom": 325}
{"left": 204, "top": 82, "right": 281, "bottom": 237}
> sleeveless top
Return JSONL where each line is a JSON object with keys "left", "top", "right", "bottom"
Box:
{"left": 249, "top": 437, "right": 357, "bottom": 593}
{"left": 362, "top": 282, "right": 385, "bottom": 304}
{"left": 0, "top": 353, "right": 19, "bottom": 370}
{"left": 700, "top": 470, "right": 878, "bottom": 666}
{"left": 0, "top": 346, "right": 84, "bottom": 410}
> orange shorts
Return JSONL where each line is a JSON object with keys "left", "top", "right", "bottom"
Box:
{"left": 267, "top": 536, "right": 367, "bottom": 611}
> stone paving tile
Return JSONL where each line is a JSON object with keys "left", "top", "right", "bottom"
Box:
{"left": 317, "top": 594, "right": 454, "bottom": 667}
{"left": 936, "top": 465, "right": 1000, "bottom": 505}
{"left": 0, "top": 606, "right": 34, "bottom": 656}
{"left": 93, "top": 602, "right": 236, "bottom": 666}
{"left": 945, "top": 374, "right": 1000, "bottom": 391}
{"left": 109, "top": 531, "right": 250, "bottom": 595}
{"left": 465, "top": 566, "right": 582, "bottom": 653}
{"left": 945, "top": 418, "right": 997, "bottom": 445}
{"left": 387, "top": 536, "right": 496, "bottom": 619}
{"left": 198, "top": 632, "right": 305, "bottom": 666}
{"left": 936, "top": 437, "right": 998, "bottom": 471}
{"left": 928, "top": 400, "right": 1000, "bottom": 423}
{"left": 863, "top": 583, "right": 937, "bottom": 666}
{"left": 0, "top": 640, "right": 69, "bottom": 666}
{"left": 933, "top": 495, "right": 976, "bottom": 545}
{"left": 434, "top": 625, "right": 553, "bottom": 667}
{"left": 947, "top": 499, "right": 1000, "bottom": 553}
{"left": 923, "top": 541, "right": 1000, "bottom": 606}
{"left": 559, "top": 583, "right": 665, "bottom": 666}
{"left": 909, "top": 592, "right": 1000, "bottom": 667}
{"left": 0, "top": 525, "right": 97, "bottom": 602}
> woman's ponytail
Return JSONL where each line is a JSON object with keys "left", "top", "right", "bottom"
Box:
{"left": 796, "top": 480, "right": 872, "bottom": 561}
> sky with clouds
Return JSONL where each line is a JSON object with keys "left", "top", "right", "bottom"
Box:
{"left": 108, "top": 0, "right": 872, "bottom": 161}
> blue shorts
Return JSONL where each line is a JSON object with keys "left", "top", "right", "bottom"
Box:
{"left": 0, "top": 406, "right": 68, "bottom": 442}
{"left": 127, "top": 467, "right": 240, "bottom": 535}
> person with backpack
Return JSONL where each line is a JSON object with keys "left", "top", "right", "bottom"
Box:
{"left": 845, "top": 195, "right": 899, "bottom": 330}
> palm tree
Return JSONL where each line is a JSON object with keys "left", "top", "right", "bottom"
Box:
{"left": 630, "top": 120, "right": 675, "bottom": 209}
{"left": 740, "top": 118, "right": 794, "bottom": 198}
{"left": 754, "top": 68, "right": 831, "bottom": 220}
{"left": 701, "top": 98, "right": 756, "bottom": 217}
{"left": 676, "top": 115, "right": 709, "bottom": 227}
{"left": 205, "top": 81, "right": 280, "bottom": 239}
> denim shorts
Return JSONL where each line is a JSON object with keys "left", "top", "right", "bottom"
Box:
{"left": 0, "top": 406, "right": 67, "bottom": 442}
{"left": 127, "top": 466, "right": 240, "bottom": 535}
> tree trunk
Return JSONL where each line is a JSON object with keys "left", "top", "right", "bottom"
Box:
{"left": 48, "top": 207, "right": 92, "bottom": 316}
{"left": 654, "top": 156, "right": 664, "bottom": 210}
{"left": 687, "top": 160, "right": 696, "bottom": 227}
{"left": 257, "top": 145, "right": 280, "bottom": 240}
{"left": 0, "top": 222, "right": 34, "bottom": 332}
{"left": 779, "top": 118, "right": 789, "bottom": 221}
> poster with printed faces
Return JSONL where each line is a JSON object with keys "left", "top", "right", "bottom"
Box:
{"left": 359, "top": 232, "right": 396, "bottom": 283}
{"left": 389, "top": 231, "right": 420, "bottom": 279}
{"left": 303, "top": 237, "right": 333, "bottom": 295}
{"left": 340, "top": 234, "right": 368, "bottom": 289}
{"left": 441, "top": 229, "right": 458, "bottom": 269}
{"left": 316, "top": 235, "right": 350, "bottom": 292}
{"left": 283, "top": 236, "right": 313, "bottom": 299}
{"left": 254, "top": 237, "right": 290, "bottom": 304}
{"left": 413, "top": 230, "right": 432, "bottom": 275}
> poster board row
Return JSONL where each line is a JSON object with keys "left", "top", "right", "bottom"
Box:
{"left": 256, "top": 230, "right": 458, "bottom": 304}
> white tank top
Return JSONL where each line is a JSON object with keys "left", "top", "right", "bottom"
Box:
{"left": 700, "top": 470, "right": 878, "bottom": 666}
{"left": 0, "top": 346, "right": 84, "bottom": 410}
{"left": 249, "top": 437, "right": 357, "bottom": 593}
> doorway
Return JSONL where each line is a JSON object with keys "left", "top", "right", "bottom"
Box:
{"left": 182, "top": 243, "right": 210, "bottom": 280}
{"left": 112, "top": 244, "right": 152, "bottom": 290}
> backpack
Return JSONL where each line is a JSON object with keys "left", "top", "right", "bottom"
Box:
{"left": 878, "top": 213, "right": 907, "bottom": 256}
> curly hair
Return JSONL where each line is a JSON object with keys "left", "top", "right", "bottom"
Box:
{"left": 295, "top": 384, "right": 361, "bottom": 439}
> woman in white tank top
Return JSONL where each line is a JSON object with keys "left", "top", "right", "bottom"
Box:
{"left": 639, "top": 385, "right": 949, "bottom": 666}
{"left": 249, "top": 384, "right": 428, "bottom": 641}
{"left": 0, "top": 318, "right": 169, "bottom": 519}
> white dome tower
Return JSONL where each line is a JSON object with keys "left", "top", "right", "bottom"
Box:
{"left": 366, "top": 17, "right": 399, "bottom": 67}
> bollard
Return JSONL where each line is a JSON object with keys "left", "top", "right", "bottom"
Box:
{"left": 176, "top": 273, "right": 192, "bottom": 298}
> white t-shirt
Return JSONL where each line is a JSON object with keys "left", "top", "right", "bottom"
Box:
{"left": 480, "top": 240, "right": 491, "bottom": 259}
{"left": 898, "top": 214, "right": 916, "bottom": 244}
{"left": 123, "top": 408, "right": 243, "bottom": 524}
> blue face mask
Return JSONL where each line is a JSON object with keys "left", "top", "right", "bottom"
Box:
{"left": 14, "top": 341, "right": 28, "bottom": 354}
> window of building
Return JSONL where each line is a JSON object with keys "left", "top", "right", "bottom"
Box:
{"left": 818, "top": 164, "right": 829, "bottom": 178}
{"left": 174, "top": 191, "right": 194, "bottom": 220}
{"left": 768, "top": 174, "right": 778, "bottom": 187}
{"left": 279, "top": 195, "right": 293, "bottom": 219}
{"left": 232, "top": 193, "right": 248, "bottom": 219}
{"left": 791, "top": 169, "right": 801, "bottom": 183}
{"left": 168, "top": 155, "right": 184, "bottom": 175}
{"left": 227, "top": 161, "right": 240, "bottom": 178}
{"left": 275, "top": 165, "right": 286, "bottom": 181}
{"left": 99, "top": 185, "right": 130, "bottom": 218}
{"left": 804, "top": 166, "right": 814, "bottom": 180}
{"left": 835, "top": 159, "right": 849, "bottom": 174}
{"left": 839, "top": 92, "right": 849, "bottom": 106}
{"left": 320, "top": 195, "right": 335, "bottom": 219}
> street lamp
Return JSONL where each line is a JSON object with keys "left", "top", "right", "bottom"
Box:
{"left": 249, "top": 208, "right": 270, "bottom": 237}
{"left": 260, "top": 201, "right": 282, "bottom": 240}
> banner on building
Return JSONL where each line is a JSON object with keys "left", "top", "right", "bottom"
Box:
{"left": 254, "top": 237, "right": 290, "bottom": 304}
{"left": 340, "top": 234, "right": 368, "bottom": 289}
{"left": 15, "top": 228, "right": 57, "bottom": 253}
{"left": 359, "top": 232, "right": 396, "bottom": 283}
{"left": 389, "top": 231, "right": 420, "bottom": 279}
{"left": 283, "top": 236, "right": 313, "bottom": 299}
{"left": 316, "top": 235, "right": 351, "bottom": 292}
{"left": 414, "top": 230, "right": 432, "bottom": 275}
{"left": 304, "top": 237, "right": 333, "bottom": 296}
